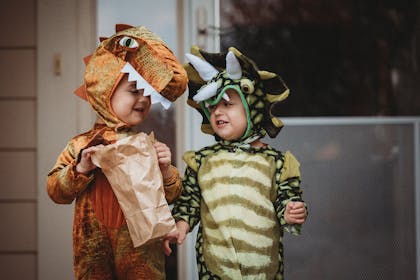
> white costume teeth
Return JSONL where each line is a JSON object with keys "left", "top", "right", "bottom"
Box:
{"left": 222, "top": 93, "right": 230, "bottom": 101}
{"left": 121, "top": 62, "right": 171, "bottom": 109}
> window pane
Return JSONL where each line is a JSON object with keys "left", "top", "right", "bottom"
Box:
{"left": 265, "top": 123, "right": 417, "bottom": 279}
{"left": 220, "top": 0, "right": 420, "bottom": 116}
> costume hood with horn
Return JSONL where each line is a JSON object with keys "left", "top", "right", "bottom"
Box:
{"left": 184, "top": 45, "right": 289, "bottom": 143}
{"left": 172, "top": 46, "right": 305, "bottom": 280}
{"left": 75, "top": 24, "right": 188, "bottom": 129}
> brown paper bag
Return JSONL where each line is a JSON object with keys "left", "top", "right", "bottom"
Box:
{"left": 91, "top": 132, "right": 176, "bottom": 247}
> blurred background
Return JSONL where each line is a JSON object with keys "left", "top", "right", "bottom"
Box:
{"left": 0, "top": 0, "right": 419, "bottom": 279}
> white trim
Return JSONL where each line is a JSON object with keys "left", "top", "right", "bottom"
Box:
{"left": 177, "top": 1, "right": 218, "bottom": 279}
{"left": 75, "top": 0, "right": 97, "bottom": 133}
{"left": 212, "top": 0, "right": 220, "bottom": 52}
{"left": 415, "top": 121, "right": 420, "bottom": 280}
{"left": 176, "top": 0, "right": 186, "bottom": 170}
{"left": 282, "top": 116, "right": 420, "bottom": 126}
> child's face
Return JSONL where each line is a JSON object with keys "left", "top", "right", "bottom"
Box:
{"left": 111, "top": 75, "right": 151, "bottom": 126}
{"left": 209, "top": 89, "right": 247, "bottom": 141}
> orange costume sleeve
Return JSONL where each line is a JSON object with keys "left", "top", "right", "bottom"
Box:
{"left": 162, "top": 165, "right": 183, "bottom": 204}
{"left": 46, "top": 136, "right": 94, "bottom": 204}
{"left": 47, "top": 132, "right": 182, "bottom": 205}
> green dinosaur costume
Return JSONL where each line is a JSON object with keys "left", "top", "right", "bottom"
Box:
{"left": 172, "top": 46, "right": 305, "bottom": 280}
{"left": 47, "top": 24, "right": 188, "bottom": 279}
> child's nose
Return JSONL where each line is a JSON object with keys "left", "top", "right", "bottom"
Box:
{"left": 137, "top": 89, "right": 146, "bottom": 98}
{"left": 137, "top": 92, "right": 147, "bottom": 100}
{"left": 137, "top": 94, "right": 150, "bottom": 105}
{"left": 213, "top": 103, "right": 222, "bottom": 114}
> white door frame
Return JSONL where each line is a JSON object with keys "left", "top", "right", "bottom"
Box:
{"left": 177, "top": 1, "right": 219, "bottom": 279}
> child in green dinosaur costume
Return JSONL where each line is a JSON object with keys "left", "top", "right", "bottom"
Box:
{"left": 163, "top": 46, "right": 307, "bottom": 280}
{"left": 47, "top": 24, "right": 188, "bottom": 279}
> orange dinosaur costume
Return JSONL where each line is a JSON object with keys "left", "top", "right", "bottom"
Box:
{"left": 47, "top": 24, "right": 188, "bottom": 279}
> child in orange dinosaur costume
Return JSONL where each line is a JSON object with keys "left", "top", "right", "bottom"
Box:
{"left": 46, "top": 24, "right": 188, "bottom": 279}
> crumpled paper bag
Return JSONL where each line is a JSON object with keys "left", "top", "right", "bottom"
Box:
{"left": 91, "top": 132, "right": 176, "bottom": 247}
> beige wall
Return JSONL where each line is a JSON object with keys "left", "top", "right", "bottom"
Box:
{"left": 0, "top": 0, "right": 90, "bottom": 278}
{"left": 0, "top": 0, "right": 196, "bottom": 279}
{"left": 0, "top": 0, "right": 37, "bottom": 279}
{"left": 37, "top": 0, "right": 96, "bottom": 279}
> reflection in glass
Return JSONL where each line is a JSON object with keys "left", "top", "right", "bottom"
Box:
{"left": 264, "top": 124, "right": 416, "bottom": 279}
{"left": 220, "top": 0, "right": 420, "bottom": 116}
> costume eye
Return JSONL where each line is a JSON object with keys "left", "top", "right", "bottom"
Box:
{"left": 240, "top": 79, "right": 254, "bottom": 94}
{"left": 119, "top": 36, "right": 139, "bottom": 48}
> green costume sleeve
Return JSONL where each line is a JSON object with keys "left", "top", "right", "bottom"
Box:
{"left": 274, "top": 151, "right": 306, "bottom": 236}
{"left": 172, "top": 151, "right": 202, "bottom": 231}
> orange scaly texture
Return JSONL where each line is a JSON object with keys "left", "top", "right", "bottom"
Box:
{"left": 47, "top": 24, "right": 187, "bottom": 279}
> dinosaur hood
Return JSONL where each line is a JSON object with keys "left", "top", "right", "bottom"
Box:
{"left": 74, "top": 24, "right": 188, "bottom": 129}
{"left": 184, "top": 46, "right": 289, "bottom": 140}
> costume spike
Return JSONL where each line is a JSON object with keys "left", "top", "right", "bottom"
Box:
{"left": 116, "top": 24, "right": 134, "bottom": 33}
{"left": 74, "top": 85, "right": 87, "bottom": 100}
{"left": 83, "top": 55, "right": 92, "bottom": 65}
{"left": 226, "top": 51, "right": 242, "bottom": 80}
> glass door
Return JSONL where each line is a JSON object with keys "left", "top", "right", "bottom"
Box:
{"left": 265, "top": 118, "right": 419, "bottom": 279}
{"left": 182, "top": 1, "right": 420, "bottom": 279}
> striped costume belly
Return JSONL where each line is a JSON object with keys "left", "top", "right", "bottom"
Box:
{"left": 198, "top": 150, "right": 280, "bottom": 279}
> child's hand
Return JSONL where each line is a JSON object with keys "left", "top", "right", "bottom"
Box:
{"left": 162, "top": 229, "right": 179, "bottom": 256}
{"left": 154, "top": 141, "right": 172, "bottom": 179}
{"left": 284, "top": 201, "right": 307, "bottom": 225}
{"left": 76, "top": 145, "right": 103, "bottom": 175}
{"left": 162, "top": 220, "right": 190, "bottom": 256}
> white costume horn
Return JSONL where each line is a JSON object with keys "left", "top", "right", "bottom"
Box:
{"left": 193, "top": 81, "right": 219, "bottom": 102}
{"left": 185, "top": 53, "right": 219, "bottom": 81}
{"left": 226, "top": 51, "right": 242, "bottom": 80}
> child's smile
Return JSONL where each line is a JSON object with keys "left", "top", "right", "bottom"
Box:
{"left": 215, "top": 119, "right": 228, "bottom": 127}
{"left": 133, "top": 102, "right": 147, "bottom": 113}
{"left": 111, "top": 74, "right": 151, "bottom": 126}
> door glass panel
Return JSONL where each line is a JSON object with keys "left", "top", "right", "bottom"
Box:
{"left": 264, "top": 123, "right": 416, "bottom": 279}
{"left": 220, "top": 0, "right": 420, "bottom": 116}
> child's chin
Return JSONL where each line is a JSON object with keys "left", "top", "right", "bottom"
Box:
{"left": 126, "top": 118, "right": 145, "bottom": 127}
{"left": 218, "top": 134, "right": 238, "bottom": 141}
